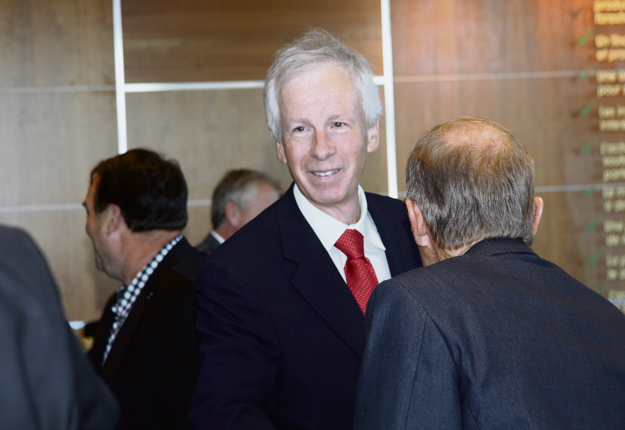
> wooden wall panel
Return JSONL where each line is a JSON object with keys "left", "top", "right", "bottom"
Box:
{"left": 0, "top": 0, "right": 113, "bottom": 86}
{"left": 0, "top": 92, "right": 118, "bottom": 205}
{"left": 0, "top": 0, "right": 116, "bottom": 320}
{"left": 121, "top": 0, "right": 383, "bottom": 82}
{"left": 391, "top": 0, "right": 592, "bottom": 76}
{"left": 0, "top": 91, "right": 118, "bottom": 321}
{"left": 125, "top": 89, "right": 291, "bottom": 199}
{"left": 394, "top": 79, "right": 567, "bottom": 190}
{"left": 391, "top": 0, "right": 620, "bottom": 300}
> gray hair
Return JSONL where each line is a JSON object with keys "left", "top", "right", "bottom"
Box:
{"left": 264, "top": 28, "right": 382, "bottom": 143}
{"left": 405, "top": 116, "right": 536, "bottom": 251}
{"left": 211, "top": 169, "right": 281, "bottom": 229}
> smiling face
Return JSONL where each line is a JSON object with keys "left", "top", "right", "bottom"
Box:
{"left": 277, "top": 64, "right": 379, "bottom": 224}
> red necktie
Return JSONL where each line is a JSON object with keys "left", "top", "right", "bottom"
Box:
{"left": 335, "top": 229, "right": 379, "bottom": 314}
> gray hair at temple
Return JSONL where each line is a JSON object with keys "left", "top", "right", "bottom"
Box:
{"left": 405, "top": 116, "right": 536, "bottom": 251}
{"left": 211, "top": 169, "right": 281, "bottom": 229}
{"left": 263, "top": 28, "right": 382, "bottom": 143}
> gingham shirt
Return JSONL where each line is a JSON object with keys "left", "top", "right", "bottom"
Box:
{"left": 101, "top": 235, "right": 183, "bottom": 364}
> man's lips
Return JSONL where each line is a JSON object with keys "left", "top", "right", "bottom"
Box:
{"left": 311, "top": 169, "right": 340, "bottom": 177}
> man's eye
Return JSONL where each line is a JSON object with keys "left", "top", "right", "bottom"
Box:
{"left": 293, "top": 126, "right": 306, "bottom": 132}
{"left": 334, "top": 122, "right": 345, "bottom": 127}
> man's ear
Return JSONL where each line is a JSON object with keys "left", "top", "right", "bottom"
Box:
{"left": 105, "top": 204, "right": 123, "bottom": 235}
{"left": 276, "top": 140, "right": 287, "bottom": 164}
{"left": 366, "top": 120, "right": 380, "bottom": 153}
{"left": 532, "top": 196, "right": 544, "bottom": 236}
{"left": 224, "top": 201, "right": 242, "bottom": 229}
{"left": 405, "top": 199, "right": 432, "bottom": 248}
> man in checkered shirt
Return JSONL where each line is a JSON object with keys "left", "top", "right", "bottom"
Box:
{"left": 84, "top": 148, "right": 207, "bottom": 430}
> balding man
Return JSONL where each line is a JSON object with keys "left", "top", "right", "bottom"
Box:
{"left": 354, "top": 117, "right": 625, "bottom": 429}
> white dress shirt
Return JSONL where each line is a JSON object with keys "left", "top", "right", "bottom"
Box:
{"left": 293, "top": 184, "right": 391, "bottom": 284}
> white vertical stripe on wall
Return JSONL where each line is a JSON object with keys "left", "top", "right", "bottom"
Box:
{"left": 380, "top": 0, "right": 398, "bottom": 198}
{"left": 113, "top": 0, "right": 128, "bottom": 154}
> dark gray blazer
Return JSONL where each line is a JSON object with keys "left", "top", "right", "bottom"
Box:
{"left": 190, "top": 184, "right": 422, "bottom": 430}
{"left": 355, "top": 238, "right": 625, "bottom": 430}
{"left": 0, "top": 226, "right": 119, "bottom": 430}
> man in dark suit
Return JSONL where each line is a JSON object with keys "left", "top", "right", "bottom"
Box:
{"left": 0, "top": 225, "right": 119, "bottom": 430}
{"left": 354, "top": 117, "right": 625, "bottom": 429}
{"left": 84, "top": 149, "right": 207, "bottom": 430}
{"left": 196, "top": 169, "right": 281, "bottom": 256}
{"left": 190, "top": 29, "right": 422, "bottom": 430}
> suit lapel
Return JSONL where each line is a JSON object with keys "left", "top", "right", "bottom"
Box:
{"left": 99, "top": 291, "right": 147, "bottom": 381}
{"left": 366, "top": 193, "right": 415, "bottom": 276}
{"left": 208, "top": 234, "right": 221, "bottom": 254}
{"left": 278, "top": 186, "right": 366, "bottom": 357}
{"left": 88, "top": 296, "right": 117, "bottom": 370}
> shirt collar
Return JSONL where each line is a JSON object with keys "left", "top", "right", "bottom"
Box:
{"left": 210, "top": 230, "right": 225, "bottom": 244}
{"left": 293, "top": 183, "right": 386, "bottom": 253}
{"left": 122, "top": 234, "right": 183, "bottom": 294}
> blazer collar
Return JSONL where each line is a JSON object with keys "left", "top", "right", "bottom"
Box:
{"left": 99, "top": 237, "right": 193, "bottom": 381}
{"left": 366, "top": 195, "right": 412, "bottom": 277}
{"left": 278, "top": 184, "right": 366, "bottom": 357}
{"left": 465, "top": 237, "right": 536, "bottom": 257}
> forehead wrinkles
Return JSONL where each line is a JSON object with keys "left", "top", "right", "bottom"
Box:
{"left": 278, "top": 65, "right": 361, "bottom": 121}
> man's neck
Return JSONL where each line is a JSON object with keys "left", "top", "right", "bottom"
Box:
{"left": 294, "top": 183, "right": 364, "bottom": 226}
{"left": 120, "top": 230, "right": 181, "bottom": 286}
{"left": 315, "top": 200, "right": 361, "bottom": 226}
{"left": 427, "top": 239, "right": 480, "bottom": 266}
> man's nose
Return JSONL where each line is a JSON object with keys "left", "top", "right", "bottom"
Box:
{"left": 311, "top": 130, "right": 335, "bottom": 160}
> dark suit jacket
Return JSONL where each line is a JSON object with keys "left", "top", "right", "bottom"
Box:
{"left": 190, "top": 184, "right": 422, "bottom": 430}
{"left": 89, "top": 237, "right": 207, "bottom": 430}
{"left": 0, "top": 226, "right": 119, "bottom": 430}
{"left": 196, "top": 231, "right": 221, "bottom": 256}
{"left": 355, "top": 238, "right": 625, "bottom": 430}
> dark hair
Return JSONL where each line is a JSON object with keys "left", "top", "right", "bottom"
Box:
{"left": 211, "top": 169, "right": 281, "bottom": 229}
{"left": 405, "top": 116, "right": 536, "bottom": 250}
{"left": 90, "top": 148, "right": 188, "bottom": 232}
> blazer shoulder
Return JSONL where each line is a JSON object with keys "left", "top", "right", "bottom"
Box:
{"left": 211, "top": 198, "right": 284, "bottom": 261}
{"left": 0, "top": 226, "right": 62, "bottom": 307}
{"left": 382, "top": 264, "right": 453, "bottom": 305}
{"left": 365, "top": 192, "right": 406, "bottom": 210}
{"left": 0, "top": 226, "right": 46, "bottom": 270}
{"left": 171, "top": 246, "right": 208, "bottom": 283}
